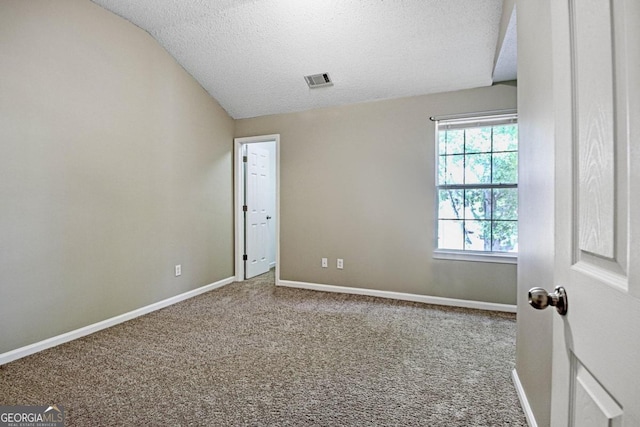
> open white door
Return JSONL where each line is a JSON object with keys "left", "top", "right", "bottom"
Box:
{"left": 245, "top": 144, "right": 270, "bottom": 279}
{"left": 544, "top": 0, "right": 640, "bottom": 425}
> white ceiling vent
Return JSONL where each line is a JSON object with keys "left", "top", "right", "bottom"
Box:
{"left": 304, "top": 73, "right": 333, "bottom": 88}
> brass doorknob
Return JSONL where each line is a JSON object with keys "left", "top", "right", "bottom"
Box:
{"left": 528, "top": 286, "right": 568, "bottom": 316}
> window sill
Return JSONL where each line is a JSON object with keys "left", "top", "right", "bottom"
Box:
{"left": 433, "top": 250, "right": 518, "bottom": 264}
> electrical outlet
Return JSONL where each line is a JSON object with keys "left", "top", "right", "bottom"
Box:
{"left": 175, "top": 265, "right": 181, "bottom": 276}
{"left": 322, "top": 258, "right": 328, "bottom": 268}
{"left": 337, "top": 259, "right": 344, "bottom": 269}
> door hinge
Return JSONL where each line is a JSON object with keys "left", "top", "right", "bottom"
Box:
{"left": 243, "top": 155, "right": 248, "bottom": 163}
{"left": 243, "top": 254, "right": 248, "bottom": 261}
{"left": 243, "top": 205, "right": 248, "bottom": 212}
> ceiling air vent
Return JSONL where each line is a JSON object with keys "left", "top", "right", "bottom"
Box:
{"left": 304, "top": 73, "right": 333, "bottom": 88}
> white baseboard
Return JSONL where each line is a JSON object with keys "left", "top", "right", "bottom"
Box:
{"left": 0, "top": 276, "right": 235, "bottom": 366}
{"left": 512, "top": 369, "right": 538, "bottom": 427}
{"left": 277, "top": 280, "right": 517, "bottom": 313}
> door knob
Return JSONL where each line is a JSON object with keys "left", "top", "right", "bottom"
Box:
{"left": 528, "top": 286, "right": 568, "bottom": 316}
{"left": 266, "top": 216, "right": 272, "bottom": 220}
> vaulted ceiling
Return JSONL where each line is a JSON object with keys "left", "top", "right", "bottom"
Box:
{"left": 91, "top": 0, "right": 517, "bottom": 119}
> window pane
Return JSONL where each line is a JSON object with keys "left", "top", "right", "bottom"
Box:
{"left": 493, "top": 188, "right": 518, "bottom": 220}
{"left": 464, "top": 220, "right": 492, "bottom": 251}
{"left": 438, "top": 132, "right": 447, "bottom": 156}
{"left": 492, "top": 152, "right": 518, "bottom": 183}
{"left": 441, "top": 154, "right": 464, "bottom": 185}
{"left": 435, "top": 115, "right": 518, "bottom": 254}
{"left": 465, "top": 189, "right": 492, "bottom": 220}
{"left": 465, "top": 127, "right": 492, "bottom": 153}
{"left": 438, "top": 220, "right": 464, "bottom": 250}
{"left": 438, "top": 190, "right": 464, "bottom": 220}
{"left": 438, "top": 155, "right": 446, "bottom": 185}
{"left": 465, "top": 153, "right": 491, "bottom": 184}
{"left": 492, "top": 221, "right": 518, "bottom": 252}
{"left": 493, "top": 124, "right": 518, "bottom": 152}
{"left": 445, "top": 129, "right": 464, "bottom": 154}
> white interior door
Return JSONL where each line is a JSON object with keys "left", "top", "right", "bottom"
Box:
{"left": 549, "top": 0, "right": 640, "bottom": 425}
{"left": 245, "top": 144, "right": 270, "bottom": 279}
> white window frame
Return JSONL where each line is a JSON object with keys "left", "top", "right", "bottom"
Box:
{"left": 432, "top": 111, "right": 518, "bottom": 264}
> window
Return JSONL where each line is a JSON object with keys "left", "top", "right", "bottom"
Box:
{"left": 435, "top": 113, "right": 518, "bottom": 258}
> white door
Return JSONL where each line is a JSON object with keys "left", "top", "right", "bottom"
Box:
{"left": 548, "top": 0, "right": 640, "bottom": 425}
{"left": 245, "top": 144, "right": 270, "bottom": 279}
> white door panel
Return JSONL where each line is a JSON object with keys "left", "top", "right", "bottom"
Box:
{"left": 549, "top": 0, "right": 640, "bottom": 425}
{"left": 245, "top": 145, "right": 270, "bottom": 279}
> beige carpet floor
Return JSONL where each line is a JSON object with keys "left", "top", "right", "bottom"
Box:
{"left": 0, "top": 270, "right": 526, "bottom": 426}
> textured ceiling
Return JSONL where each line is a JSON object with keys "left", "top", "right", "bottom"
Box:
{"left": 91, "top": 0, "right": 515, "bottom": 119}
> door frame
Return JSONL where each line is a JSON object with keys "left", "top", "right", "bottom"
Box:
{"left": 234, "top": 134, "right": 280, "bottom": 283}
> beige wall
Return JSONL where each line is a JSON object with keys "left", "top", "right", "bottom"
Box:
{"left": 0, "top": 0, "right": 234, "bottom": 354}
{"left": 515, "top": 0, "right": 554, "bottom": 425}
{"left": 236, "top": 84, "right": 518, "bottom": 304}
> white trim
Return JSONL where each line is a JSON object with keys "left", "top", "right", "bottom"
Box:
{"left": 0, "top": 276, "right": 235, "bottom": 366}
{"left": 429, "top": 109, "right": 518, "bottom": 122}
{"left": 277, "top": 280, "right": 517, "bottom": 313}
{"left": 433, "top": 250, "right": 518, "bottom": 264}
{"left": 512, "top": 369, "right": 539, "bottom": 427}
{"left": 234, "top": 134, "right": 280, "bottom": 283}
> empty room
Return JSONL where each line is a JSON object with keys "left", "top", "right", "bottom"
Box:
{"left": 1, "top": 0, "right": 638, "bottom": 426}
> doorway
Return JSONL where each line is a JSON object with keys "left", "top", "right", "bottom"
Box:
{"left": 234, "top": 134, "right": 279, "bottom": 282}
